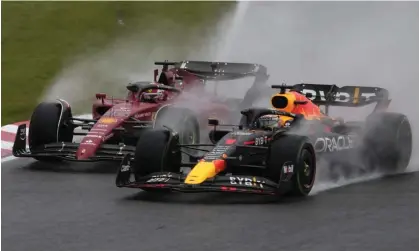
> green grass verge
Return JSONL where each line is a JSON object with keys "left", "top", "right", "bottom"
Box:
{"left": 1, "top": 1, "right": 235, "bottom": 125}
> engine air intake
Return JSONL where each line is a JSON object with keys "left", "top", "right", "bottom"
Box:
{"left": 271, "top": 95, "right": 289, "bottom": 109}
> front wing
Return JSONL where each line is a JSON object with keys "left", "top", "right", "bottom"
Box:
{"left": 116, "top": 156, "right": 280, "bottom": 195}
{"left": 12, "top": 124, "right": 135, "bottom": 162}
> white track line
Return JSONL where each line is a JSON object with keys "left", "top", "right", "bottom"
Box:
{"left": 1, "top": 141, "right": 14, "bottom": 149}
{"left": 1, "top": 124, "right": 29, "bottom": 136}
{"left": 1, "top": 124, "right": 19, "bottom": 134}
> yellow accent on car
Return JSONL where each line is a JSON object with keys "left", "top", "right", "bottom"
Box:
{"left": 270, "top": 93, "right": 296, "bottom": 113}
{"left": 99, "top": 117, "right": 117, "bottom": 124}
{"left": 184, "top": 161, "right": 217, "bottom": 184}
{"left": 353, "top": 87, "right": 360, "bottom": 104}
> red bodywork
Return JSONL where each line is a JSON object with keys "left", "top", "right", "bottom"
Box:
{"left": 77, "top": 66, "right": 237, "bottom": 160}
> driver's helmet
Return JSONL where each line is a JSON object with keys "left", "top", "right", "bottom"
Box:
{"left": 165, "top": 71, "right": 175, "bottom": 86}
{"left": 257, "top": 115, "right": 280, "bottom": 129}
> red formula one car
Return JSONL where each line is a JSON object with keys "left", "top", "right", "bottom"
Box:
{"left": 12, "top": 61, "right": 270, "bottom": 162}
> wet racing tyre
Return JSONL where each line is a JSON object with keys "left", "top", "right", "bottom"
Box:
{"left": 266, "top": 134, "right": 316, "bottom": 197}
{"left": 154, "top": 107, "right": 200, "bottom": 160}
{"left": 133, "top": 129, "right": 181, "bottom": 182}
{"left": 29, "top": 101, "right": 74, "bottom": 162}
{"left": 363, "top": 112, "right": 412, "bottom": 173}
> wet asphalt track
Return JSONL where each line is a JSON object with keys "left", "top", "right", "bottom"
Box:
{"left": 2, "top": 158, "right": 419, "bottom": 251}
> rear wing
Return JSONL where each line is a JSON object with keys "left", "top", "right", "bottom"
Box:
{"left": 155, "top": 60, "right": 269, "bottom": 81}
{"left": 272, "top": 83, "right": 391, "bottom": 114}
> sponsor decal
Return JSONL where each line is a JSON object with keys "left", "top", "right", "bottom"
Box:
{"left": 204, "top": 145, "right": 231, "bottom": 160}
{"left": 96, "top": 124, "right": 108, "bottom": 128}
{"left": 119, "top": 106, "right": 130, "bottom": 111}
{"left": 283, "top": 162, "right": 294, "bottom": 174}
{"left": 120, "top": 164, "right": 130, "bottom": 172}
{"left": 99, "top": 117, "right": 117, "bottom": 124}
{"left": 81, "top": 139, "right": 96, "bottom": 146}
{"left": 231, "top": 131, "right": 252, "bottom": 136}
{"left": 146, "top": 174, "right": 173, "bottom": 183}
{"left": 134, "top": 112, "right": 152, "bottom": 119}
{"left": 103, "top": 133, "right": 114, "bottom": 142}
{"left": 314, "top": 135, "right": 355, "bottom": 152}
{"left": 301, "top": 89, "right": 376, "bottom": 103}
{"left": 229, "top": 176, "right": 265, "bottom": 188}
{"left": 19, "top": 127, "right": 26, "bottom": 141}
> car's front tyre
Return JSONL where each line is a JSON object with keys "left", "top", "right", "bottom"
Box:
{"left": 29, "top": 100, "right": 74, "bottom": 162}
{"left": 266, "top": 134, "right": 316, "bottom": 197}
{"left": 132, "top": 129, "right": 181, "bottom": 192}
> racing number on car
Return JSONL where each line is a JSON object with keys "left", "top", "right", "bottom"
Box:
{"left": 255, "top": 136, "right": 268, "bottom": 145}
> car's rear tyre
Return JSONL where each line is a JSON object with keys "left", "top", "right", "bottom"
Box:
{"left": 154, "top": 107, "right": 200, "bottom": 161}
{"left": 29, "top": 101, "right": 74, "bottom": 162}
{"left": 132, "top": 129, "right": 181, "bottom": 191}
{"left": 363, "top": 112, "right": 412, "bottom": 173}
{"left": 266, "top": 135, "right": 316, "bottom": 197}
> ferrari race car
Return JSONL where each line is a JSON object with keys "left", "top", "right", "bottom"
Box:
{"left": 12, "top": 60, "right": 270, "bottom": 162}
{"left": 115, "top": 83, "right": 413, "bottom": 197}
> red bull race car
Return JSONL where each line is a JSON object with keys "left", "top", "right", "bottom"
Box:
{"left": 115, "top": 83, "right": 413, "bottom": 197}
{"left": 12, "top": 60, "right": 270, "bottom": 162}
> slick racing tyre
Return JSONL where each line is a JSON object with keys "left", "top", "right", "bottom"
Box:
{"left": 266, "top": 134, "right": 316, "bottom": 197}
{"left": 363, "top": 112, "right": 412, "bottom": 173}
{"left": 29, "top": 101, "right": 74, "bottom": 162}
{"left": 154, "top": 107, "right": 200, "bottom": 160}
{"left": 133, "top": 129, "right": 181, "bottom": 181}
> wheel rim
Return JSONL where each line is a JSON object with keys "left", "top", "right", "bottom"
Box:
{"left": 180, "top": 120, "right": 196, "bottom": 144}
{"left": 300, "top": 151, "right": 315, "bottom": 190}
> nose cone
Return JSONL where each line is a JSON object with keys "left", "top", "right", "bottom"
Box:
{"left": 75, "top": 113, "right": 122, "bottom": 160}
{"left": 184, "top": 160, "right": 225, "bottom": 184}
{"left": 76, "top": 137, "right": 102, "bottom": 160}
{"left": 76, "top": 146, "right": 93, "bottom": 160}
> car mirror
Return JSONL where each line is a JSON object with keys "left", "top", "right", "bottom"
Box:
{"left": 96, "top": 93, "right": 106, "bottom": 99}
